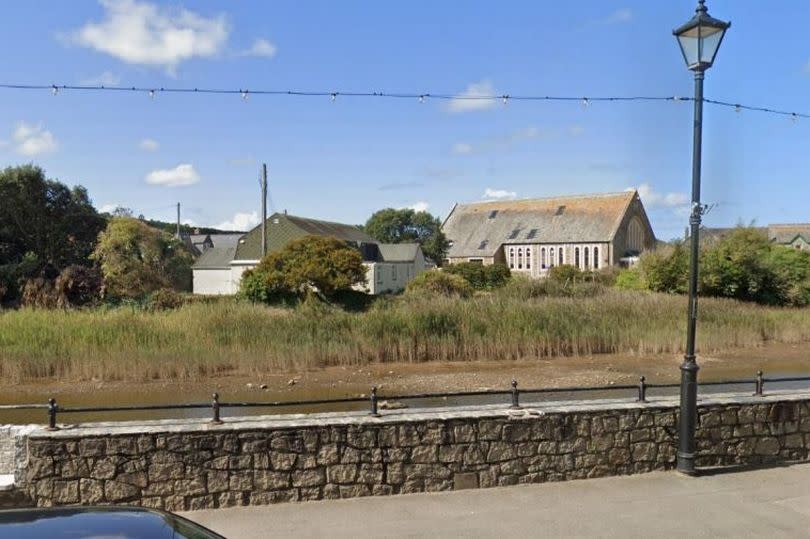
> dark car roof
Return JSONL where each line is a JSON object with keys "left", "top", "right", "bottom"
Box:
{"left": 0, "top": 506, "right": 225, "bottom": 539}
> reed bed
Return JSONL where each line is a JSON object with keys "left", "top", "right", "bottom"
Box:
{"left": 1, "top": 289, "right": 808, "bottom": 383}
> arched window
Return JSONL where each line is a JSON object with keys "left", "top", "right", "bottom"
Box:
{"left": 526, "top": 247, "right": 532, "bottom": 270}
{"left": 558, "top": 246, "right": 564, "bottom": 266}
{"left": 549, "top": 247, "right": 555, "bottom": 267}
{"left": 575, "top": 247, "right": 580, "bottom": 268}
{"left": 517, "top": 248, "right": 523, "bottom": 269}
{"left": 593, "top": 246, "right": 600, "bottom": 269}
{"left": 627, "top": 217, "right": 645, "bottom": 254}
{"left": 541, "top": 248, "right": 546, "bottom": 268}
{"left": 508, "top": 247, "right": 515, "bottom": 269}
{"left": 584, "top": 247, "right": 589, "bottom": 269}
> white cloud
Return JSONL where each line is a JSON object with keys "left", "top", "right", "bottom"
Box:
{"left": 68, "top": 0, "right": 229, "bottom": 73}
{"left": 599, "top": 8, "right": 633, "bottom": 25}
{"left": 407, "top": 201, "right": 430, "bottom": 213}
{"left": 81, "top": 70, "right": 121, "bottom": 86}
{"left": 568, "top": 125, "right": 586, "bottom": 137}
{"left": 216, "top": 211, "right": 259, "bottom": 231}
{"left": 12, "top": 122, "right": 58, "bottom": 156}
{"left": 629, "top": 183, "right": 688, "bottom": 208}
{"left": 99, "top": 203, "right": 120, "bottom": 213}
{"left": 482, "top": 188, "right": 517, "bottom": 201}
{"left": 145, "top": 163, "right": 200, "bottom": 186}
{"left": 447, "top": 80, "right": 499, "bottom": 113}
{"left": 139, "top": 138, "right": 159, "bottom": 151}
{"left": 452, "top": 143, "right": 473, "bottom": 155}
{"left": 240, "top": 38, "right": 277, "bottom": 58}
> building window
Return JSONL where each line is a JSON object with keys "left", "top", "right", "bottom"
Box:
{"left": 508, "top": 247, "right": 515, "bottom": 269}
{"left": 541, "top": 247, "right": 546, "bottom": 269}
{"left": 628, "top": 217, "right": 645, "bottom": 253}
{"left": 377, "top": 268, "right": 383, "bottom": 284}
{"left": 526, "top": 247, "right": 531, "bottom": 270}
{"left": 593, "top": 247, "right": 600, "bottom": 269}
{"left": 584, "top": 247, "right": 589, "bottom": 269}
{"left": 517, "top": 248, "right": 523, "bottom": 269}
{"left": 549, "top": 247, "right": 555, "bottom": 268}
{"left": 392, "top": 265, "right": 397, "bottom": 281}
{"left": 468, "top": 258, "right": 484, "bottom": 264}
{"left": 575, "top": 247, "right": 580, "bottom": 268}
{"left": 558, "top": 246, "right": 563, "bottom": 266}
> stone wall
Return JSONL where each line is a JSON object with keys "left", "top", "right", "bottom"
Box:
{"left": 17, "top": 391, "right": 810, "bottom": 511}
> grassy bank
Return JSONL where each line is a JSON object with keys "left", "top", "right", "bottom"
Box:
{"left": 1, "top": 289, "right": 809, "bottom": 383}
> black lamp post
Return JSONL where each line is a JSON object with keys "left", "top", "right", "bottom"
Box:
{"left": 673, "top": 0, "right": 730, "bottom": 475}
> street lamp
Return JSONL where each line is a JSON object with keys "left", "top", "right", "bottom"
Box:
{"left": 673, "top": 0, "right": 730, "bottom": 475}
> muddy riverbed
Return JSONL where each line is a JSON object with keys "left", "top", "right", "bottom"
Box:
{"left": 1, "top": 342, "right": 809, "bottom": 424}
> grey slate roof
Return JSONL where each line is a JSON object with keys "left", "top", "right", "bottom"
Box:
{"left": 378, "top": 243, "right": 421, "bottom": 262}
{"left": 442, "top": 191, "right": 637, "bottom": 258}
{"left": 208, "top": 234, "right": 244, "bottom": 249}
{"left": 234, "top": 213, "right": 376, "bottom": 261}
{"left": 700, "top": 225, "right": 810, "bottom": 245}
{"left": 192, "top": 246, "right": 237, "bottom": 269}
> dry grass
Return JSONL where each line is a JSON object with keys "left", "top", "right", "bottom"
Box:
{"left": 1, "top": 289, "right": 809, "bottom": 383}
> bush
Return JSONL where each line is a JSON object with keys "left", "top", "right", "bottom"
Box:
{"left": 547, "top": 264, "right": 582, "bottom": 285}
{"left": 614, "top": 268, "right": 646, "bottom": 291}
{"left": 147, "top": 288, "right": 185, "bottom": 311}
{"left": 639, "top": 243, "right": 688, "bottom": 294}
{"left": 53, "top": 265, "right": 102, "bottom": 308}
{"left": 239, "top": 236, "right": 367, "bottom": 304}
{"left": 406, "top": 270, "right": 473, "bottom": 298}
{"left": 20, "top": 277, "right": 58, "bottom": 309}
{"left": 444, "top": 262, "right": 511, "bottom": 290}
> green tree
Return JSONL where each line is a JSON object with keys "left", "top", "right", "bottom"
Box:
{"left": 240, "top": 235, "right": 366, "bottom": 303}
{"left": 0, "top": 165, "right": 105, "bottom": 301}
{"left": 364, "top": 208, "right": 450, "bottom": 265}
{"left": 699, "top": 227, "right": 779, "bottom": 304}
{"left": 92, "top": 218, "right": 193, "bottom": 298}
{"left": 766, "top": 246, "right": 810, "bottom": 306}
{"left": 639, "top": 242, "right": 689, "bottom": 294}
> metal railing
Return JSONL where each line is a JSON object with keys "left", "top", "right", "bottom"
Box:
{"left": 1, "top": 370, "right": 809, "bottom": 430}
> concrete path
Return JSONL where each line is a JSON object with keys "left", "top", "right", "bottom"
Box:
{"left": 184, "top": 464, "right": 810, "bottom": 538}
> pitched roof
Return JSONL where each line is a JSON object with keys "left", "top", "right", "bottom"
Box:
{"left": 378, "top": 243, "right": 421, "bottom": 262}
{"left": 442, "top": 191, "right": 637, "bottom": 257}
{"left": 233, "top": 213, "right": 376, "bottom": 261}
{"left": 768, "top": 224, "right": 810, "bottom": 244}
{"left": 207, "top": 234, "right": 244, "bottom": 249}
{"left": 192, "top": 246, "right": 237, "bottom": 269}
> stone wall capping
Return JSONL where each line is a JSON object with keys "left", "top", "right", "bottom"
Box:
{"left": 22, "top": 390, "right": 810, "bottom": 439}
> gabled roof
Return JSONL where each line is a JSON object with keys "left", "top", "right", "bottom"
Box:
{"left": 207, "top": 234, "right": 244, "bottom": 249}
{"left": 442, "top": 191, "right": 638, "bottom": 257}
{"left": 193, "top": 246, "right": 237, "bottom": 269}
{"left": 378, "top": 243, "right": 422, "bottom": 262}
{"left": 233, "top": 212, "right": 376, "bottom": 261}
{"left": 768, "top": 224, "right": 810, "bottom": 245}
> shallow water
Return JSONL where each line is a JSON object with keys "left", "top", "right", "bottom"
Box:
{"left": 2, "top": 342, "right": 809, "bottom": 425}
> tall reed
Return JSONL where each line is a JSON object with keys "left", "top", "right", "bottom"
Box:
{"left": 0, "top": 290, "right": 808, "bottom": 383}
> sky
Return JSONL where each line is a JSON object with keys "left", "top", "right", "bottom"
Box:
{"left": 1, "top": 0, "right": 809, "bottom": 240}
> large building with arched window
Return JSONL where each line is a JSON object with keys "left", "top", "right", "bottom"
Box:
{"left": 441, "top": 190, "right": 655, "bottom": 277}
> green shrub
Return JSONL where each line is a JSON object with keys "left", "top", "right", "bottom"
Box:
{"left": 444, "top": 262, "right": 511, "bottom": 290}
{"left": 639, "top": 243, "right": 689, "bottom": 294}
{"left": 406, "top": 270, "right": 473, "bottom": 298}
{"left": 614, "top": 268, "right": 646, "bottom": 290}
{"left": 147, "top": 288, "right": 185, "bottom": 311}
{"left": 547, "top": 264, "right": 582, "bottom": 285}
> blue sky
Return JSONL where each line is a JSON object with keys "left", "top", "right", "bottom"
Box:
{"left": 0, "top": 0, "right": 809, "bottom": 240}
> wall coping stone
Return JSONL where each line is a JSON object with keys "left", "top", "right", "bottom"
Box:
{"left": 22, "top": 390, "right": 810, "bottom": 440}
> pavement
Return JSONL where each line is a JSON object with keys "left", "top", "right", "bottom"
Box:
{"left": 183, "top": 463, "right": 810, "bottom": 538}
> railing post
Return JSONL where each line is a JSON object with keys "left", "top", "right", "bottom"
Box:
{"left": 637, "top": 376, "right": 647, "bottom": 403}
{"left": 755, "top": 370, "right": 764, "bottom": 397}
{"left": 47, "top": 398, "right": 58, "bottom": 431}
{"left": 211, "top": 393, "right": 223, "bottom": 424}
{"left": 510, "top": 379, "right": 520, "bottom": 409}
{"left": 370, "top": 386, "right": 380, "bottom": 417}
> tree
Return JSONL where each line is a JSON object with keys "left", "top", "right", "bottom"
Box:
{"left": 240, "top": 235, "right": 366, "bottom": 303}
{"left": 638, "top": 242, "right": 689, "bottom": 294}
{"left": 92, "top": 218, "right": 193, "bottom": 298}
{"left": 364, "top": 208, "right": 450, "bottom": 264}
{"left": 0, "top": 165, "right": 105, "bottom": 302}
